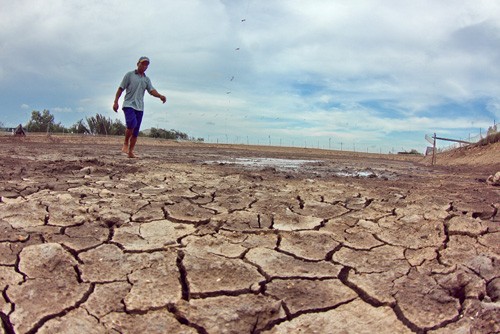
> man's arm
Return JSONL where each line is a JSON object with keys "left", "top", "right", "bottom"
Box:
{"left": 113, "top": 87, "right": 124, "bottom": 112}
{"left": 150, "top": 89, "right": 167, "bottom": 104}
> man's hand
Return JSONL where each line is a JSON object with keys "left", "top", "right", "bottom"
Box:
{"left": 151, "top": 90, "right": 166, "bottom": 104}
{"left": 113, "top": 88, "right": 124, "bottom": 112}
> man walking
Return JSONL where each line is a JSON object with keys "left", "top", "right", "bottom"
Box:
{"left": 113, "top": 56, "right": 166, "bottom": 158}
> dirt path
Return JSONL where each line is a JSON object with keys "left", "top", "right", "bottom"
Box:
{"left": 0, "top": 135, "right": 499, "bottom": 333}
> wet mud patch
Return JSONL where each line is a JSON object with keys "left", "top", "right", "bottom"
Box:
{"left": 208, "top": 157, "right": 399, "bottom": 180}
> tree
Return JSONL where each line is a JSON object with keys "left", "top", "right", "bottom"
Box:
{"left": 147, "top": 127, "right": 191, "bottom": 140}
{"left": 86, "top": 114, "right": 109, "bottom": 135}
{"left": 487, "top": 124, "right": 498, "bottom": 137}
{"left": 69, "top": 120, "right": 90, "bottom": 134}
{"left": 109, "top": 119, "right": 126, "bottom": 135}
{"left": 25, "top": 110, "right": 65, "bottom": 133}
{"left": 85, "top": 114, "right": 126, "bottom": 135}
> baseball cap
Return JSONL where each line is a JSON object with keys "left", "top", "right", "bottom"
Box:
{"left": 138, "top": 56, "right": 150, "bottom": 64}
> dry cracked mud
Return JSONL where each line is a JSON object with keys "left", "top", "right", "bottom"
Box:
{"left": 0, "top": 135, "right": 499, "bottom": 334}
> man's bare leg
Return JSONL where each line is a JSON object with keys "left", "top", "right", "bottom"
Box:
{"left": 122, "top": 129, "right": 133, "bottom": 154}
{"left": 128, "top": 136, "right": 138, "bottom": 158}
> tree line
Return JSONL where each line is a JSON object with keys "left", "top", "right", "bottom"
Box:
{"left": 21, "top": 109, "right": 201, "bottom": 141}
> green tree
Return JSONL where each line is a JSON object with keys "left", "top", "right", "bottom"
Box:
{"left": 173, "top": 130, "right": 188, "bottom": 140}
{"left": 487, "top": 124, "right": 498, "bottom": 137}
{"left": 148, "top": 127, "right": 191, "bottom": 140}
{"left": 25, "top": 110, "right": 65, "bottom": 133}
{"left": 110, "top": 119, "right": 126, "bottom": 135}
{"left": 149, "top": 127, "right": 172, "bottom": 139}
{"left": 86, "top": 114, "right": 108, "bottom": 135}
{"left": 69, "top": 119, "right": 90, "bottom": 134}
{"left": 85, "top": 114, "right": 126, "bottom": 135}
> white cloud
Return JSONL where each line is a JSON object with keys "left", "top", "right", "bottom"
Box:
{"left": 52, "top": 107, "right": 73, "bottom": 113}
{"left": 1, "top": 0, "right": 499, "bottom": 150}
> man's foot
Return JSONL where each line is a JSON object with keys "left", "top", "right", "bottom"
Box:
{"left": 128, "top": 152, "right": 138, "bottom": 159}
{"left": 122, "top": 144, "right": 129, "bottom": 154}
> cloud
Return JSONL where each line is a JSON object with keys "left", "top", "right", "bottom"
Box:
{"left": 52, "top": 107, "right": 73, "bottom": 113}
{"left": 486, "top": 98, "right": 500, "bottom": 119}
{"left": 1, "top": 0, "right": 499, "bottom": 151}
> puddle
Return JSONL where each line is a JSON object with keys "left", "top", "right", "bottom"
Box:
{"left": 335, "top": 170, "right": 377, "bottom": 178}
{"left": 212, "top": 158, "right": 320, "bottom": 170}
{"left": 208, "top": 157, "right": 394, "bottom": 179}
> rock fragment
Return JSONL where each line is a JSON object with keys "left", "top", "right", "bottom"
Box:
{"left": 246, "top": 247, "right": 342, "bottom": 278}
{"left": 376, "top": 216, "right": 445, "bottom": 249}
{"left": 0, "top": 199, "right": 47, "bottom": 228}
{"left": 183, "top": 252, "right": 265, "bottom": 295}
{"left": 8, "top": 243, "right": 91, "bottom": 334}
{"left": 113, "top": 220, "right": 196, "bottom": 251}
{"left": 447, "top": 215, "right": 488, "bottom": 236}
{"left": 131, "top": 202, "right": 165, "bottom": 222}
{"left": 427, "top": 299, "right": 500, "bottom": 333}
{"left": 125, "top": 252, "right": 182, "bottom": 310}
{"left": 265, "top": 278, "right": 357, "bottom": 315}
{"left": 165, "top": 199, "right": 214, "bottom": 223}
{"left": 333, "top": 244, "right": 409, "bottom": 275}
{"left": 394, "top": 268, "right": 461, "bottom": 330}
{"left": 0, "top": 266, "right": 23, "bottom": 314}
{"left": 45, "top": 223, "right": 109, "bottom": 251}
{"left": 37, "top": 308, "right": 106, "bottom": 334}
{"left": 486, "top": 171, "right": 500, "bottom": 186}
{"left": 272, "top": 207, "right": 324, "bottom": 231}
{"left": 486, "top": 278, "right": 500, "bottom": 302}
{"left": 175, "top": 294, "right": 285, "bottom": 333}
{"left": 82, "top": 282, "right": 131, "bottom": 317}
{"left": 101, "top": 309, "right": 198, "bottom": 334}
{"left": 278, "top": 231, "right": 340, "bottom": 260}
{"left": 263, "top": 299, "right": 412, "bottom": 333}
{"left": 214, "top": 210, "right": 268, "bottom": 231}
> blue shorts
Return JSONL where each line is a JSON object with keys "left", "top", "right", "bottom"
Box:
{"left": 123, "top": 107, "right": 144, "bottom": 137}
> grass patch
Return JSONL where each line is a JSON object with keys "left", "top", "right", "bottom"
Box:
{"left": 475, "top": 132, "right": 500, "bottom": 146}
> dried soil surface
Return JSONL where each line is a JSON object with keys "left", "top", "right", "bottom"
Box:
{"left": 0, "top": 134, "right": 499, "bottom": 334}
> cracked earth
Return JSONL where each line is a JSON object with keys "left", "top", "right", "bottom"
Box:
{"left": 0, "top": 135, "right": 499, "bottom": 334}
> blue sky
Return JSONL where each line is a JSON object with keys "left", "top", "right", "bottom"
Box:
{"left": 1, "top": 0, "right": 499, "bottom": 153}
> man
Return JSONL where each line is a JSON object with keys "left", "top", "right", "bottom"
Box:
{"left": 14, "top": 124, "right": 26, "bottom": 136}
{"left": 113, "top": 56, "right": 166, "bottom": 158}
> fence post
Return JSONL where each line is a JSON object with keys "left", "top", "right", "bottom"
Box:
{"left": 432, "top": 133, "right": 436, "bottom": 166}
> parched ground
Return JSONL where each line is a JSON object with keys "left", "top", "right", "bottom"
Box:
{"left": 0, "top": 134, "right": 499, "bottom": 334}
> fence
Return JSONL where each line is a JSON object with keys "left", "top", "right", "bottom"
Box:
{"left": 432, "top": 123, "right": 498, "bottom": 153}
{"left": 425, "top": 122, "right": 498, "bottom": 165}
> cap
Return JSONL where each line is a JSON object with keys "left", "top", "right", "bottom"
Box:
{"left": 138, "top": 56, "right": 150, "bottom": 64}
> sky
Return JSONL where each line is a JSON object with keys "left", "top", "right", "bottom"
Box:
{"left": 1, "top": 0, "right": 500, "bottom": 153}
